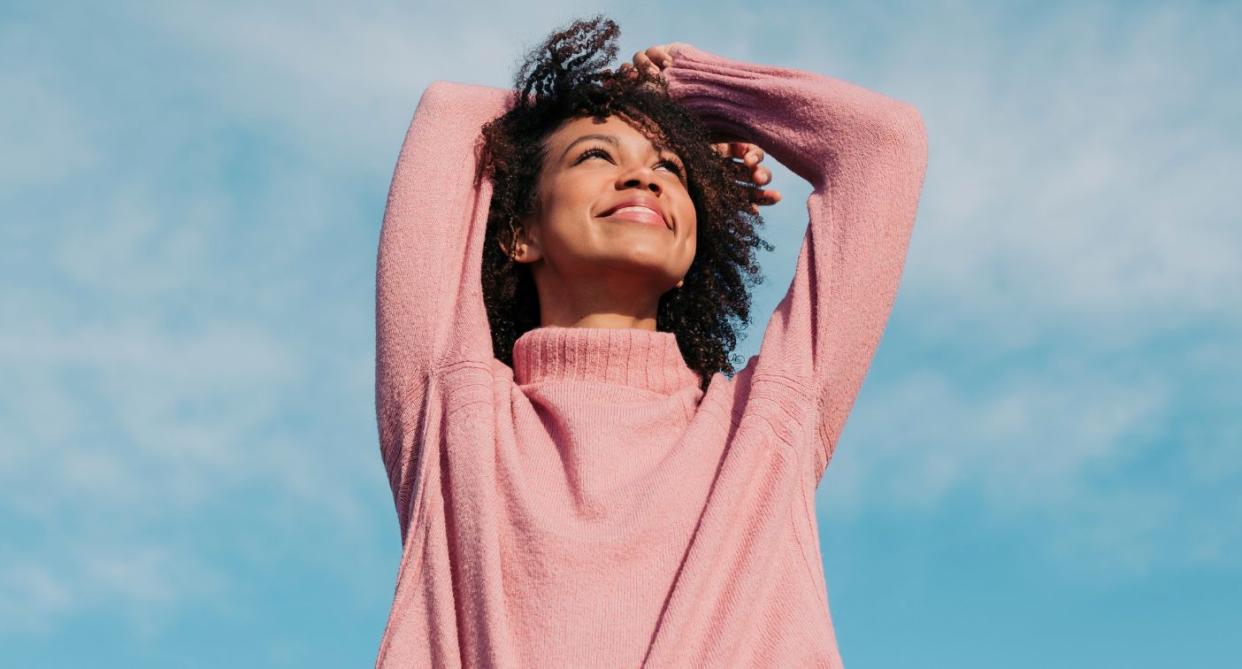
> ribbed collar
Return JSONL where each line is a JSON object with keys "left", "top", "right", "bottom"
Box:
{"left": 512, "top": 326, "right": 701, "bottom": 394}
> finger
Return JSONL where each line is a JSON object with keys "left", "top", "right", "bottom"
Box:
{"left": 633, "top": 52, "right": 659, "bottom": 77}
{"left": 753, "top": 166, "right": 772, "bottom": 186}
{"left": 725, "top": 142, "right": 751, "bottom": 161}
{"left": 743, "top": 145, "right": 765, "bottom": 166}
{"left": 646, "top": 46, "right": 673, "bottom": 69}
{"left": 759, "top": 189, "right": 782, "bottom": 205}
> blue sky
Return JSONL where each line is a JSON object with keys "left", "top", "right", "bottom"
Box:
{"left": 2, "top": 1, "right": 1239, "bottom": 666}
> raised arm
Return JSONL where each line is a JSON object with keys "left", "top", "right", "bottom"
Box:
{"left": 662, "top": 45, "right": 929, "bottom": 482}
{"left": 375, "top": 80, "right": 511, "bottom": 539}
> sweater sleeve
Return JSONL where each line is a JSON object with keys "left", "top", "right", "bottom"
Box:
{"left": 375, "top": 80, "right": 512, "bottom": 540}
{"left": 662, "top": 45, "right": 929, "bottom": 482}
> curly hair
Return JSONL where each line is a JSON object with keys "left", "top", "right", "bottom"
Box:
{"left": 474, "top": 15, "right": 773, "bottom": 392}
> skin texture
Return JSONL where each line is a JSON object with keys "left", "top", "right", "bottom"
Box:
{"left": 477, "top": 20, "right": 785, "bottom": 385}
{"left": 500, "top": 45, "right": 782, "bottom": 332}
{"left": 502, "top": 114, "right": 698, "bottom": 331}
{"left": 624, "top": 44, "right": 782, "bottom": 213}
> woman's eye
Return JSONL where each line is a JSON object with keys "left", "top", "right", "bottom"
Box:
{"left": 577, "top": 148, "right": 612, "bottom": 163}
{"left": 576, "top": 148, "right": 683, "bottom": 178}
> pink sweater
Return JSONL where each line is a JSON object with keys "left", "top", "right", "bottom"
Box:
{"left": 373, "top": 44, "right": 928, "bottom": 668}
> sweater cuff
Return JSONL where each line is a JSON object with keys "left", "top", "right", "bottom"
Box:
{"left": 660, "top": 44, "right": 779, "bottom": 142}
{"left": 660, "top": 43, "right": 918, "bottom": 186}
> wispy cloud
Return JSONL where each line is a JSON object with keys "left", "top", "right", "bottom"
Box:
{"left": 1, "top": 0, "right": 1238, "bottom": 655}
{"left": 893, "top": 2, "right": 1242, "bottom": 332}
{"left": 126, "top": 0, "right": 590, "bottom": 170}
{"left": 810, "top": 2, "right": 1242, "bottom": 575}
{"left": 1, "top": 5, "right": 384, "bottom": 633}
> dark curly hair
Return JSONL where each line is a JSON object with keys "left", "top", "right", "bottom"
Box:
{"left": 474, "top": 15, "right": 773, "bottom": 392}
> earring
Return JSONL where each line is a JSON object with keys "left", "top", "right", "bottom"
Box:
{"left": 507, "top": 220, "right": 522, "bottom": 262}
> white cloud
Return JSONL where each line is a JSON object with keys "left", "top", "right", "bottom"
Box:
{"left": 887, "top": 2, "right": 1242, "bottom": 337}
{"left": 0, "top": 545, "right": 229, "bottom": 639}
{"left": 0, "top": 562, "right": 74, "bottom": 637}
{"left": 3, "top": 0, "right": 1240, "bottom": 641}
{"left": 820, "top": 339, "right": 1242, "bottom": 574}
{"left": 824, "top": 359, "right": 1168, "bottom": 510}
{"left": 125, "top": 0, "right": 593, "bottom": 170}
{"left": 0, "top": 172, "right": 371, "bottom": 632}
{"left": 743, "top": 2, "right": 1242, "bottom": 575}
{"left": 0, "top": 69, "right": 101, "bottom": 190}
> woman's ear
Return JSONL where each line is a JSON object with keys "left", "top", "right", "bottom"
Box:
{"left": 501, "top": 216, "right": 543, "bottom": 264}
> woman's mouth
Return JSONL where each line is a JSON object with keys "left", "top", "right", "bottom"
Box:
{"left": 601, "top": 206, "right": 668, "bottom": 228}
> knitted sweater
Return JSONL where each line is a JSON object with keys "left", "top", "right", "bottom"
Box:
{"left": 373, "top": 44, "right": 928, "bottom": 668}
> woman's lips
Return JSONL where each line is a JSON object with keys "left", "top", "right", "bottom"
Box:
{"left": 602, "top": 206, "right": 668, "bottom": 228}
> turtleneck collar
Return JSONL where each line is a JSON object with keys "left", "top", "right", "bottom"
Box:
{"left": 511, "top": 326, "right": 701, "bottom": 394}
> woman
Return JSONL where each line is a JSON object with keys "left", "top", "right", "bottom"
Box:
{"left": 374, "top": 15, "right": 927, "bottom": 668}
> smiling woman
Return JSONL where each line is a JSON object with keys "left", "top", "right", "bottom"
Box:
{"left": 476, "top": 18, "right": 779, "bottom": 387}
{"left": 373, "top": 12, "right": 928, "bottom": 668}
{"left": 501, "top": 113, "right": 700, "bottom": 331}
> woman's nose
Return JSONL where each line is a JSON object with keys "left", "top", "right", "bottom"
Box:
{"left": 616, "top": 165, "right": 661, "bottom": 194}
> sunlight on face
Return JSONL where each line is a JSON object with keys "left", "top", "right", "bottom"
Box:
{"left": 520, "top": 114, "right": 698, "bottom": 294}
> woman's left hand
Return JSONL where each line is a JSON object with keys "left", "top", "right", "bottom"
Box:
{"left": 621, "top": 44, "right": 783, "bottom": 213}
{"left": 713, "top": 141, "right": 783, "bottom": 213}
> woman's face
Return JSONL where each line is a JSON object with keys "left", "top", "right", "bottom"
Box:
{"left": 512, "top": 113, "right": 697, "bottom": 300}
